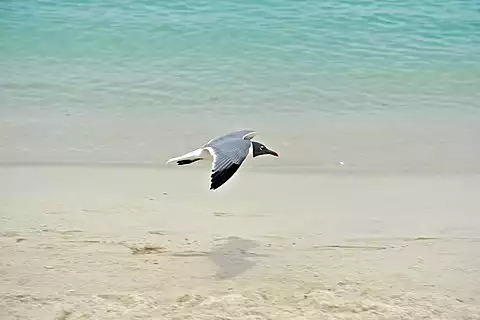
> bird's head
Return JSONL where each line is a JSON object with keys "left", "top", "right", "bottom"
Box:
{"left": 251, "top": 141, "right": 279, "bottom": 158}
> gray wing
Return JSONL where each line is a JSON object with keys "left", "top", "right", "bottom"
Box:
{"left": 206, "top": 139, "right": 251, "bottom": 190}
{"left": 204, "top": 129, "right": 256, "bottom": 147}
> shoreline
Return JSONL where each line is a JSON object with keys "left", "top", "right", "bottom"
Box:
{"left": 2, "top": 109, "right": 479, "bottom": 176}
{"left": 1, "top": 162, "right": 480, "bottom": 176}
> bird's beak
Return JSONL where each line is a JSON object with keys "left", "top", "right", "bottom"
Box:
{"left": 268, "top": 149, "right": 279, "bottom": 157}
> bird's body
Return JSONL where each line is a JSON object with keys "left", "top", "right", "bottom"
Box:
{"left": 166, "top": 130, "right": 278, "bottom": 190}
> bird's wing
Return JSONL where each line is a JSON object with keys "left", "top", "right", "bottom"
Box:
{"left": 205, "top": 139, "right": 251, "bottom": 190}
{"left": 204, "top": 129, "right": 256, "bottom": 146}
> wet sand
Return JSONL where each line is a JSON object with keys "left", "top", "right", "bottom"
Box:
{"left": 1, "top": 165, "right": 479, "bottom": 319}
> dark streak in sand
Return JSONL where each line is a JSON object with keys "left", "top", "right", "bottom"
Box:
{"left": 314, "top": 244, "right": 387, "bottom": 250}
{"left": 148, "top": 230, "right": 168, "bottom": 236}
{"left": 128, "top": 245, "right": 167, "bottom": 255}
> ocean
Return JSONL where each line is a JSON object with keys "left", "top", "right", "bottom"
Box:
{"left": 1, "top": 0, "right": 479, "bottom": 169}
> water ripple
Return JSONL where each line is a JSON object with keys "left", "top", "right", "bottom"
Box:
{"left": 1, "top": 0, "right": 479, "bottom": 116}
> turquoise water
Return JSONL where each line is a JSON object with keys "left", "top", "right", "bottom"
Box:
{"left": 1, "top": 0, "right": 480, "bottom": 117}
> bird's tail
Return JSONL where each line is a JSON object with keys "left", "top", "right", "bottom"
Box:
{"left": 165, "top": 148, "right": 206, "bottom": 165}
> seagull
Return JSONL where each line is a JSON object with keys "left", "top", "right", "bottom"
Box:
{"left": 165, "top": 129, "right": 279, "bottom": 190}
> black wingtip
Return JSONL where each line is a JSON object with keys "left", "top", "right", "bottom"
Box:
{"left": 209, "top": 181, "right": 219, "bottom": 190}
{"left": 209, "top": 163, "right": 242, "bottom": 190}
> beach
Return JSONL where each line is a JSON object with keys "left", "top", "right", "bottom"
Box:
{"left": 1, "top": 163, "right": 479, "bottom": 319}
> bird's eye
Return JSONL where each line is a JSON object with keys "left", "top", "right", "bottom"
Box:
{"left": 260, "top": 146, "right": 265, "bottom": 150}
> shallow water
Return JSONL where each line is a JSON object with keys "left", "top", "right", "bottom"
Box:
{"left": 1, "top": 0, "right": 479, "bottom": 117}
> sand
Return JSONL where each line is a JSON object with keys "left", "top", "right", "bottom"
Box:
{"left": 1, "top": 165, "right": 479, "bottom": 319}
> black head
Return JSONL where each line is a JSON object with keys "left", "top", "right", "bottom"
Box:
{"left": 251, "top": 141, "right": 279, "bottom": 158}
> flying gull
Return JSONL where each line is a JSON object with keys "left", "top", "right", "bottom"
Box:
{"left": 166, "top": 130, "right": 279, "bottom": 190}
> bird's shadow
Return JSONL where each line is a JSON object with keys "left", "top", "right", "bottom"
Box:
{"left": 172, "top": 236, "right": 268, "bottom": 280}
